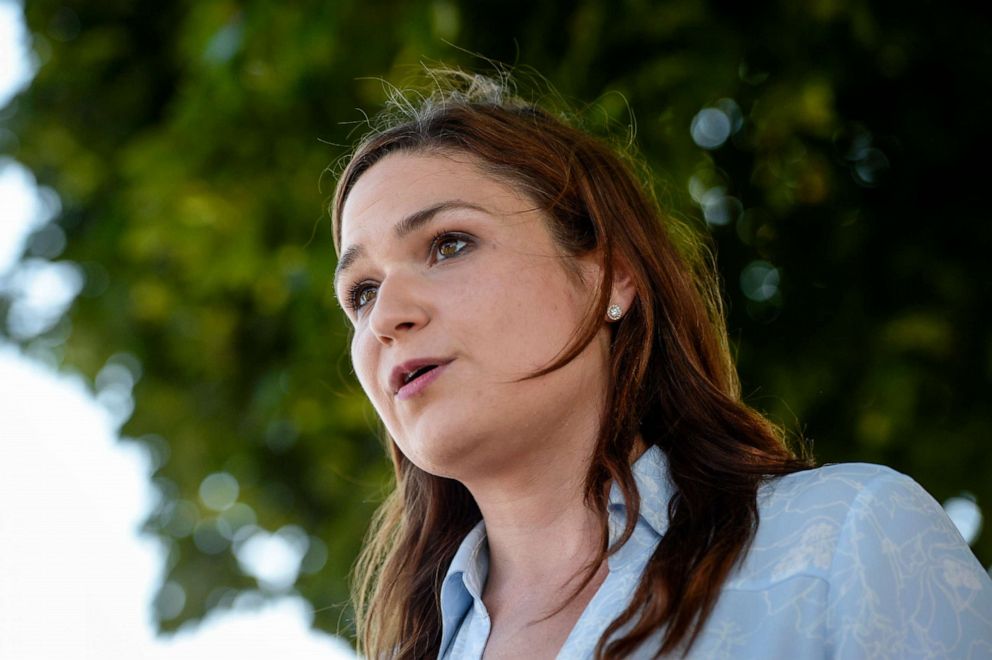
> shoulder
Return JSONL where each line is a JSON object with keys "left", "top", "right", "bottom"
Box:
{"left": 762, "top": 461, "right": 915, "bottom": 509}
{"left": 760, "top": 463, "right": 992, "bottom": 656}
{"left": 735, "top": 462, "right": 972, "bottom": 584}
{"left": 757, "top": 461, "right": 948, "bottom": 530}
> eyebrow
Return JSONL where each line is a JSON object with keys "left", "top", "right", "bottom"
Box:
{"left": 334, "top": 200, "right": 489, "bottom": 288}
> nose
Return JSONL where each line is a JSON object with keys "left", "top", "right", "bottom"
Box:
{"left": 368, "top": 271, "right": 429, "bottom": 345}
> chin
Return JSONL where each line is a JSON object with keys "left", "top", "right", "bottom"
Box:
{"left": 385, "top": 398, "right": 536, "bottom": 481}
{"left": 392, "top": 421, "right": 494, "bottom": 480}
{"left": 383, "top": 415, "right": 455, "bottom": 473}
{"left": 398, "top": 436, "right": 471, "bottom": 479}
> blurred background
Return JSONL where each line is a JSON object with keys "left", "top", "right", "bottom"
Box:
{"left": 1, "top": 0, "right": 989, "bottom": 655}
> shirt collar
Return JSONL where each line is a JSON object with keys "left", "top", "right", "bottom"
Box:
{"left": 444, "top": 519, "right": 489, "bottom": 599}
{"left": 439, "top": 519, "right": 488, "bottom": 656}
{"left": 608, "top": 444, "right": 673, "bottom": 537}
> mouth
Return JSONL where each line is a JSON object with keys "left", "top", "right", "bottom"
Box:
{"left": 404, "top": 364, "right": 437, "bottom": 384}
{"left": 391, "top": 358, "right": 453, "bottom": 399}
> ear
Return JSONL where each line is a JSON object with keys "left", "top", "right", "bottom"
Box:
{"left": 607, "top": 257, "right": 637, "bottom": 320}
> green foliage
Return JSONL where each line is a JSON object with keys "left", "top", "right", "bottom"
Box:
{"left": 4, "top": 0, "right": 990, "bottom": 642}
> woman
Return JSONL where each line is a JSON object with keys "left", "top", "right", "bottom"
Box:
{"left": 330, "top": 71, "right": 992, "bottom": 659}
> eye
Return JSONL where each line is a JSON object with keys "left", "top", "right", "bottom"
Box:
{"left": 432, "top": 232, "right": 471, "bottom": 262}
{"left": 346, "top": 281, "right": 378, "bottom": 313}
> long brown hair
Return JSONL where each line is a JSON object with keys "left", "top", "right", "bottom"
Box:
{"left": 330, "top": 70, "right": 813, "bottom": 659}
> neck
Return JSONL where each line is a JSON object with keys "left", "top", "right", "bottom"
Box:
{"left": 461, "top": 432, "right": 650, "bottom": 601}
{"left": 460, "top": 428, "right": 605, "bottom": 619}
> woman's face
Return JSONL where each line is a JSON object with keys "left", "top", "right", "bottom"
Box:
{"left": 336, "top": 151, "right": 612, "bottom": 480}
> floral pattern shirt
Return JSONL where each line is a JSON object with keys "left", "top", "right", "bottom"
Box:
{"left": 439, "top": 446, "right": 992, "bottom": 658}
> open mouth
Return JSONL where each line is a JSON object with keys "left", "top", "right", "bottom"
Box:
{"left": 393, "top": 360, "right": 451, "bottom": 400}
{"left": 403, "top": 364, "right": 438, "bottom": 385}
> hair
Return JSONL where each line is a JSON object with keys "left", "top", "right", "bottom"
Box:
{"left": 330, "top": 69, "right": 813, "bottom": 659}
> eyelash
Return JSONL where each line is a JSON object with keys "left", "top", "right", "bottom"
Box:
{"left": 345, "top": 229, "right": 472, "bottom": 314}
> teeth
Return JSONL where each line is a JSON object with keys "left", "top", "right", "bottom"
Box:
{"left": 403, "top": 365, "right": 435, "bottom": 384}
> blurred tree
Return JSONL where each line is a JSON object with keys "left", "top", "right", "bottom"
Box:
{"left": 3, "top": 0, "right": 989, "bottom": 643}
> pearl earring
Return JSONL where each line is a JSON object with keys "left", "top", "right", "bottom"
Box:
{"left": 607, "top": 303, "right": 623, "bottom": 321}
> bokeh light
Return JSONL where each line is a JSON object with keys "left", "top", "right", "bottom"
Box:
{"left": 0, "top": 0, "right": 36, "bottom": 108}
{"left": 0, "top": 161, "right": 49, "bottom": 273}
{"left": 163, "top": 499, "right": 199, "bottom": 539}
{"left": 740, "top": 260, "right": 781, "bottom": 302}
{"left": 691, "top": 107, "right": 732, "bottom": 150}
{"left": 944, "top": 495, "right": 983, "bottom": 546}
{"left": 155, "top": 581, "right": 187, "bottom": 621}
{"left": 837, "top": 122, "right": 890, "bottom": 187}
{"left": 699, "top": 187, "right": 743, "bottom": 227}
{"left": 26, "top": 222, "right": 65, "bottom": 259}
{"left": 219, "top": 502, "right": 257, "bottom": 537}
{"left": 235, "top": 525, "right": 310, "bottom": 592}
{"left": 4, "top": 258, "right": 83, "bottom": 339}
{"left": 690, "top": 99, "right": 742, "bottom": 151}
{"left": 199, "top": 472, "right": 241, "bottom": 512}
{"left": 853, "top": 147, "right": 889, "bottom": 186}
{"left": 300, "top": 535, "right": 329, "bottom": 575}
{"left": 95, "top": 353, "right": 139, "bottom": 427}
{"left": 194, "top": 519, "right": 232, "bottom": 555}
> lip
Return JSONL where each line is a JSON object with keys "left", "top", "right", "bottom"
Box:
{"left": 390, "top": 358, "right": 454, "bottom": 399}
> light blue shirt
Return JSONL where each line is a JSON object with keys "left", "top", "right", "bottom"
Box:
{"left": 439, "top": 446, "right": 992, "bottom": 658}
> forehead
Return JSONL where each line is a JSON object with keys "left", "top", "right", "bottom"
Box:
{"left": 339, "top": 150, "right": 530, "bottom": 244}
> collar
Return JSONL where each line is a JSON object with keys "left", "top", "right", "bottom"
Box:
{"left": 439, "top": 519, "right": 488, "bottom": 657}
{"left": 608, "top": 444, "right": 673, "bottom": 538}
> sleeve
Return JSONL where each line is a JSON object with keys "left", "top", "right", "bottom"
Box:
{"left": 826, "top": 469, "right": 992, "bottom": 659}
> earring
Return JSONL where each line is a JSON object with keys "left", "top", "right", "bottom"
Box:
{"left": 607, "top": 303, "right": 623, "bottom": 321}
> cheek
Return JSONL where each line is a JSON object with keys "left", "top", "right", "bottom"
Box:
{"left": 457, "top": 261, "right": 586, "bottom": 368}
{"left": 350, "top": 333, "right": 381, "bottom": 403}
